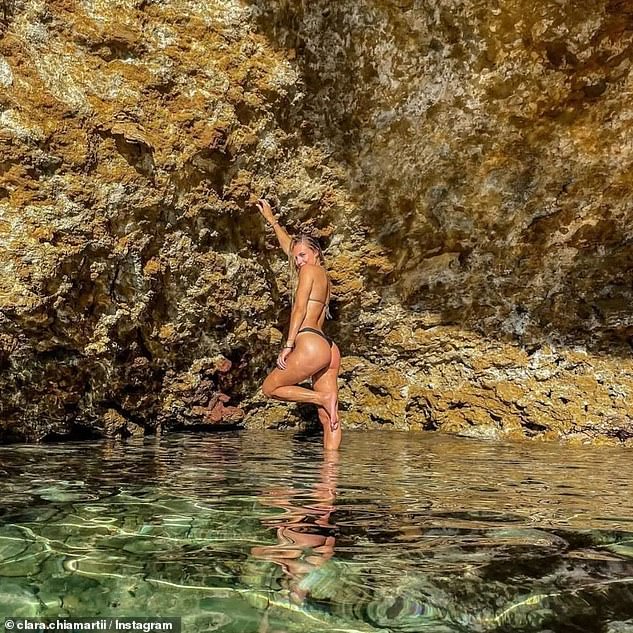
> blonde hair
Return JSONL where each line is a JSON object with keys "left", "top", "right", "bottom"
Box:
{"left": 287, "top": 234, "right": 330, "bottom": 315}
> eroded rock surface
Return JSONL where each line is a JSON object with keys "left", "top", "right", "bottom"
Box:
{"left": 0, "top": 0, "right": 631, "bottom": 443}
{"left": 245, "top": 0, "right": 633, "bottom": 445}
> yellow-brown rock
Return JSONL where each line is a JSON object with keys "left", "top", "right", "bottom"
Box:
{"left": 0, "top": 0, "right": 632, "bottom": 444}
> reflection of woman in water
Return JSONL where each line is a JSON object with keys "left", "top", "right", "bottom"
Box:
{"left": 257, "top": 198, "right": 342, "bottom": 451}
{"left": 251, "top": 453, "right": 339, "bottom": 606}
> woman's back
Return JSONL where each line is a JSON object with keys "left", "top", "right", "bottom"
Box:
{"left": 301, "top": 266, "right": 330, "bottom": 329}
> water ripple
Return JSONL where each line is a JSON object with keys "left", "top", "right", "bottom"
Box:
{"left": 1, "top": 431, "right": 633, "bottom": 631}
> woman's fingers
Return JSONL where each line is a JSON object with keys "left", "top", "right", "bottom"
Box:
{"left": 277, "top": 347, "right": 292, "bottom": 369}
{"left": 257, "top": 198, "right": 272, "bottom": 213}
{"left": 276, "top": 347, "right": 291, "bottom": 369}
{"left": 256, "top": 200, "right": 273, "bottom": 222}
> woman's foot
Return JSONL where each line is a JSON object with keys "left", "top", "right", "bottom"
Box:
{"left": 321, "top": 391, "right": 338, "bottom": 432}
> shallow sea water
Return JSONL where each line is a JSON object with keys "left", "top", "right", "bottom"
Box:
{"left": 1, "top": 430, "right": 633, "bottom": 632}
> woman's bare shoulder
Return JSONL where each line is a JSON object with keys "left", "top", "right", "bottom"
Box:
{"left": 300, "top": 264, "right": 329, "bottom": 282}
{"left": 298, "top": 263, "right": 320, "bottom": 276}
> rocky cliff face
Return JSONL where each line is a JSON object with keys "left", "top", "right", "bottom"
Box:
{"left": 0, "top": 0, "right": 631, "bottom": 443}
{"left": 239, "top": 0, "right": 633, "bottom": 445}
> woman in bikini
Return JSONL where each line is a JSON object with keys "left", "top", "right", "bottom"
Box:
{"left": 257, "top": 198, "right": 342, "bottom": 450}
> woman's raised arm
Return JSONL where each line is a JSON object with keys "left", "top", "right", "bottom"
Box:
{"left": 256, "top": 198, "right": 292, "bottom": 256}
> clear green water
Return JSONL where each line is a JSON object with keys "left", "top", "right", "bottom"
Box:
{"left": 1, "top": 430, "right": 633, "bottom": 632}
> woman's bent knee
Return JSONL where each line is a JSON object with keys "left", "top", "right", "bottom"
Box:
{"left": 262, "top": 379, "right": 276, "bottom": 398}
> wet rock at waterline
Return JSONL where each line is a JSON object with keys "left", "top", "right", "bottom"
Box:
{"left": 0, "top": 0, "right": 632, "bottom": 443}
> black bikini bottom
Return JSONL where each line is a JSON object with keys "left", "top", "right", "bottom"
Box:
{"left": 297, "top": 327, "right": 333, "bottom": 348}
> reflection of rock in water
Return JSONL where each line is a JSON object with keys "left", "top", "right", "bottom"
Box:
{"left": 249, "top": 522, "right": 633, "bottom": 632}
{"left": 342, "top": 527, "right": 633, "bottom": 632}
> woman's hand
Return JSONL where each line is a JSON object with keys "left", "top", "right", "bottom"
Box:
{"left": 277, "top": 346, "right": 292, "bottom": 370}
{"left": 256, "top": 198, "right": 275, "bottom": 224}
{"left": 257, "top": 197, "right": 292, "bottom": 256}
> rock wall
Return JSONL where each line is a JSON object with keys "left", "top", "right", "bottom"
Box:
{"left": 0, "top": 0, "right": 327, "bottom": 438}
{"left": 0, "top": 0, "right": 631, "bottom": 443}
{"left": 246, "top": 0, "right": 633, "bottom": 444}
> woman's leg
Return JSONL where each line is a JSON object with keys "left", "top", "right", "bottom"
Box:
{"left": 312, "top": 343, "right": 341, "bottom": 450}
{"left": 261, "top": 335, "right": 331, "bottom": 409}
